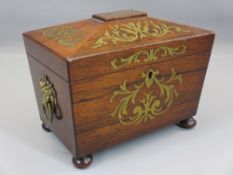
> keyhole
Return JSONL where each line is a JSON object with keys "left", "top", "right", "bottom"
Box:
{"left": 148, "top": 71, "right": 153, "bottom": 79}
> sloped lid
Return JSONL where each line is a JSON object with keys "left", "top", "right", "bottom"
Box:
{"left": 23, "top": 10, "right": 212, "bottom": 61}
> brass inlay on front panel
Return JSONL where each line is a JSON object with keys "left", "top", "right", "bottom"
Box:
{"left": 110, "top": 68, "right": 183, "bottom": 126}
{"left": 111, "top": 45, "right": 186, "bottom": 70}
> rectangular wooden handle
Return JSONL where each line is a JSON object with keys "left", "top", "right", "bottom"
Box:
{"left": 92, "top": 10, "right": 147, "bottom": 22}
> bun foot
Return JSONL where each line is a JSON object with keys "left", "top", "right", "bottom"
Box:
{"left": 42, "top": 123, "right": 51, "bottom": 132}
{"left": 176, "top": 117, "right": 196, "bottom": 129}
{"left": 72, "top": 155, "right": 93, "bottom": 169}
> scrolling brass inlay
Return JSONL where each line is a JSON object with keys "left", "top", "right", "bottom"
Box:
{"left": 110, "top": 68, "right": 183, "bottom": 126}
{"left": 42, "top": 26, "right": 84, "bottom": 47}
{"left": 93, "top": 20, "right": 189, "bottom": 48}
{"left": 111, "top": 45, "right": 186, "bottom": 70}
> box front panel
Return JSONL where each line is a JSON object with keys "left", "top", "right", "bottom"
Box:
{"left": 69, "top": 34, "right": 214, "bottom": 82}
{"left": 72, "top": 49, "right": 211, "bottom": 156}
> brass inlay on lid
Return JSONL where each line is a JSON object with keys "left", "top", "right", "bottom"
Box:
{"left": 42, "top": 25, "right": 84, "bottom": 47}
{"left": 93, "top": 20, "right": 189, "bottom": 48}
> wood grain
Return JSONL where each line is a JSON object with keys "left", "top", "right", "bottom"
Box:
{"left": 23, "top": 10, "right": 215, "bottom": 159}
{"left": 69, "top": 33, "right": 214, "bottom": 82}
{"left": 71, "top": 52, "right": 210, "bottom": 103}
{"left": 23, "top": 37, "right": 69, "bottom": 81}
{"left": 73, "top": 69, "right": 207, "bottom": 133}
{"left": 71, "top": 50, "right": 212, "bottom": 157}
{"left": 27, "top": 55, "right": 76, "bottom": 156}
{"left": 92, "top": 10, "right": 147, "bottom": 22}
{"left": 77, "top": 99, "right": 199, "bottom": 156}
{"left": 23, "top": 16, "right": 213, "bottom": 61}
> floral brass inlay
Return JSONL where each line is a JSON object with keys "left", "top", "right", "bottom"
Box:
{"left": 42, "top": 26, "right": 84, "bottom": 47}
{"left": 93, "top": 20, "right": 189, "bottom": 48}
{"left": 110, "top": 68, "right": 183, "bottom": 126}
{"left": 111, "top": 45, "right": 186, "bottom": 70}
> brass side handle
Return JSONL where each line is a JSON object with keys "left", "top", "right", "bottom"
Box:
{"left": 39, "top": 75, "right": 62, "bottom": 125}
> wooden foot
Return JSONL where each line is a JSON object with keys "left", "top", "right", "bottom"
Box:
{"left": 176, "top": 117, "right": 196, "bottom": 129}
{"left": 72, "top": 155, "right": 93, "bottom": 169}
{"left": 42, "top": 123, "right": 51, "bottom": 132}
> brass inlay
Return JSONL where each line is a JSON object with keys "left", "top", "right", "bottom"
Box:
{"left": 42, "top": 26, "right": 84, "bottom": 47}
{"left": 94, "top": 20, "right": 189, "bottom": 48}
{"left": 39, "top": 75, "right": 61, "bottom": 125}
{"left": 110, "top": 68, "right": 183, "bottom": 126}
{"left": 111, "top": 45, "right": 186, "bottom": 70}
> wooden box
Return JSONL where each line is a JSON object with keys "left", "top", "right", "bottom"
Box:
{"left": 23, "top": 10, "right": 215, "bottom": 168}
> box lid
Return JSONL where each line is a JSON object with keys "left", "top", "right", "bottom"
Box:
{"left": 23, "top": 10, "right": 213, "bottom": 61}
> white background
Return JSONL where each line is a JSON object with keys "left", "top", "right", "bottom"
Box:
{"left": 0, "top": 0, "right": 233, "bottom": 175}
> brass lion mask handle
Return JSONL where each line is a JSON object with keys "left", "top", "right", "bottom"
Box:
{"left": 39, "top": 75, "right": 62, "bottom": 125}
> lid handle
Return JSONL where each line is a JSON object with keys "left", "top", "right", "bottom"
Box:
{"left": 92, "top": 10, "right": 147, "bottom": 22}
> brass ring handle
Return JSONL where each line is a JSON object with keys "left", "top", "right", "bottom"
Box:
{"left": 42, "top": 102, "right": 62, "bottom": 125}
{"left": 42, "top": 102, "right": 54, "bottom": 125}
{"left": 39, "top": 75, "right": 62, "bottom": 125}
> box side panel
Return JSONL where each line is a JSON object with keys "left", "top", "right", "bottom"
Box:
{"left": 23, "top": 36, "right": 69, "bottom": 81}
{"left": 72, "top": 50, "right": 211, "bottom": 156}
{"left": 27, "top": 55, "right": 76, "bottom": 156}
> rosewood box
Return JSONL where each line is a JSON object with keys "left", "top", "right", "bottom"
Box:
{"left": 23, "top": 10, "right": 215, "bottom": 168}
